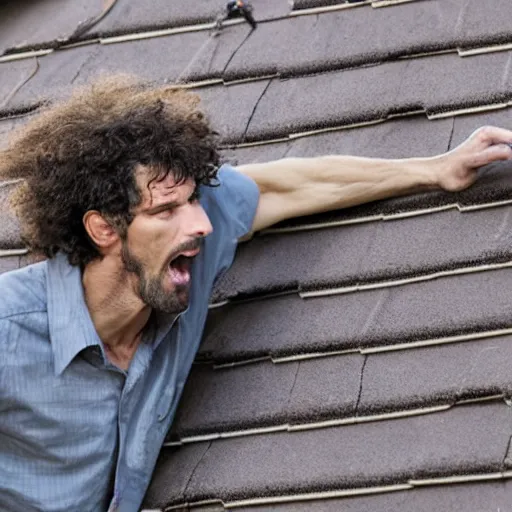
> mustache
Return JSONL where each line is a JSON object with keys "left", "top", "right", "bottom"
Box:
{"left": 169, "top": 238, "right": 203, "bottom": 260}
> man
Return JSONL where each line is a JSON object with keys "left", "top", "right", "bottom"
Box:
{"left": 0, "top": 75, "right": 511, "bottom": 512}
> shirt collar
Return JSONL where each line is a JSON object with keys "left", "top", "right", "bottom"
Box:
{"left": 46, "top": 252, "right": 102, "bottom": 376}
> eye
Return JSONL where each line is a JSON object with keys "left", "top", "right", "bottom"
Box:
{"left": 155, "top": 206, "right": 175, "bottom": 218}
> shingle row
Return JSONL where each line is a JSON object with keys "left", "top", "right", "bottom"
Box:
{"left": 213, "top": 200, "right": 512, "bottom": 299}
{"left": 1, "top": 36, "right": 211, "bottom": 113}
{"left": 93, "top": 0, "right": 512, "bottom": 86}
{"left": 170, "top": 335, "right": 512, "bottom": 439}
{"left": 169, "top": 354, "right": 362, "bottom": 438}
{"left": 0, "top": 45, "right": 273, "bottom": 143}
{"left": 0, "top": 0, "right": 105, "bottom": 56}
{"left": 84, "top": 0, "right": 292, "bottom": 39}
{"left": 237, "top": 479, "right": 512, "bottom": 512}
{"left": 144, "top": 402, "right": 512, "bottom": 507}
{"left": 3, "top": 20, "right": 512, "bottom": 142}
{"left": 201, "top": 266, "right": 512, "bottom": 362}
{"left": 244, "top": 51, "right": 512, "bottom": 141}
{"left": 184, "top": 0, "right": 512, "bottom": 82}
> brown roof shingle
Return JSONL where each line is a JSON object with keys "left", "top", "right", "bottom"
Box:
{"left": 2, "top": 0, "right": 512, "bottom": 510}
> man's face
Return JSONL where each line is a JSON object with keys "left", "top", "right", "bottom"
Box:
{"left": 120, "top": 168, "right": 213, "bottom": 314}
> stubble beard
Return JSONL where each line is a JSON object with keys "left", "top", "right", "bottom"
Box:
{"left": 120, "top": 242, "right": 189, "bottom": 314}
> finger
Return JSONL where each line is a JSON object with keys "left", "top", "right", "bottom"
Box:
{"left": 472, "top": 144, "right": 512, "bottom": 168}
{"left": 473, "top": 126, "right": 512, "bottom": 146}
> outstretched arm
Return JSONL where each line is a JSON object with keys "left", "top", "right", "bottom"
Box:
{"left": 238, "top": 126, "right": 512, "bottom": 234}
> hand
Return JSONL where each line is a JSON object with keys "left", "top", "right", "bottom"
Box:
{"left": 434, "top": 126, "right": 512, "bottom": 192}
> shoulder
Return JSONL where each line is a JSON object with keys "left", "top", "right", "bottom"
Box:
{"left": 0, "top": 260, "right": 48, "bottom": 320}
{"left": 194, "top": 165, "right": 259, "bottom": 284}
{"left": 200, "top": 164, "right": 260, "bottom": 240}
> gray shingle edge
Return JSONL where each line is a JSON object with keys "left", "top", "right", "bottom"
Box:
{"left": 158, "top": 471, "right": 512, "bottom": 511}
{"left": 166, "top": 395, "right": 506, "bottom": 446}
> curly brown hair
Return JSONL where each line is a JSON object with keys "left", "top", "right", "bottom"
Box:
{"left": 0, "top": 75, "right": 220, "bottom": 266}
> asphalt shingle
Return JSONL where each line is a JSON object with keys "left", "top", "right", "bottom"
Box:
{"left": 4, "top": 46, "right": 98, "bottom": 110}
{"left": 146, "top": 403, "right": 512, "bottom": 506}
{"left": 359, "top": 337, "right": 512, "bottom": 414}
{"left": 170, "top": 353, "right": 364, "bottom": 438}
{"left": 202, "top": 267, "right": 512, "bottom": 362}
{"left": 246, "top": 480, "right": 512, "bottom": 512}
{"left": 213, "top": 202, "right": 512, "bottom": 299}
{"left": 143, "top": 442, "right": 212, "bottom": 510}
{"left": 85, "top": 0, "right": 292, "bottom": 39}
{"left": 455, "top": 0, "right": 512, "bottom": 50}
{"left": 246, "top": 51, "right": 512, "bottom": 141}
{"left": 219, "top": 0, "right": 461, "bottom": 81}
{"left": 0, "top": 0, "right": 104, "bottom": 55}
{"left": 6, "top": 34, "right": 211, "bottom": 110}
{"left": 170, "top": 335, "right": 512, "bottom": 439}
{"left": 0, "top": 58, "right": 38, "bottom": 113}
{"left": 4, "top": 1, "right": 512, "bottom": 509}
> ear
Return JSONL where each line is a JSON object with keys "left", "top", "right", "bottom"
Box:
{"left": 83, "top": 211, "right": 120, "bottom": 252}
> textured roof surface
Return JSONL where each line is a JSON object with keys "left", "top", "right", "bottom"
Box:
{"left": 2, "top": 0, "right": 512, "bottom": 510}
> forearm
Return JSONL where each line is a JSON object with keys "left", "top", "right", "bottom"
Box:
{"left": 296, "top": 155, "right": 438, "bottom": 205}
{"left": 239, "top": 155, "right": 441, "bottom": 231}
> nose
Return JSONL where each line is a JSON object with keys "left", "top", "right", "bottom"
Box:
{"left": 187, "top": 202, "right": 213, "bottom": 239}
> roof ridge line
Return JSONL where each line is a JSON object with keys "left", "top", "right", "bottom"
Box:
{"left": 167, "top": 395, "right": 507, "bottom": 447}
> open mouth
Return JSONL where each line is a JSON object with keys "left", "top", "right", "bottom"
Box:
{"left": 168, "top": 253, "right": 196, "bottom": 287}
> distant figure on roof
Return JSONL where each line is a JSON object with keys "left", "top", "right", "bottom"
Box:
{"left": 0, "top": 75, "right": 511, "bottom": 512}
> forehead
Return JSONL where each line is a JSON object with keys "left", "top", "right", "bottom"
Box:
{"left": 135, "top": 166, "right": 195, "bottom": 208}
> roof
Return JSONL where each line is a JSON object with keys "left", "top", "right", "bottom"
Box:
{"left": 2, "top": 0, "right": 512, "bottom": 510}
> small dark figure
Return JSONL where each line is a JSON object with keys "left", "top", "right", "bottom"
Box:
{"left": 226, "top": 0, "right": 257, "bottom": 29}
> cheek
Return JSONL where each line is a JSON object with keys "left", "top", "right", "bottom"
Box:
{"left": 140, "top": 224, "right": 179, "bottom": 254}
{"left": 127, "top": 225, "right": 165, "bottom": 258}
{"left": 128, "top": 217, "right": 182, "bottom": 256}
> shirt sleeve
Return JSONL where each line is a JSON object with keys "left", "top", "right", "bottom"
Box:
{"left": 200, "top": 163, "right": 260, "bottom": 281}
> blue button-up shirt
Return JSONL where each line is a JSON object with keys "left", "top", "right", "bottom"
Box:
{"left": 0, "top": 166, "right": 259, "bottom": 512}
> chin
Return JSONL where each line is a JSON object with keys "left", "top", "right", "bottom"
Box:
{"left": 160, "top": 286, "right": 190, "bottom": 314}
{"left": 175, "top": 287, "right": 190, "bottom": 307}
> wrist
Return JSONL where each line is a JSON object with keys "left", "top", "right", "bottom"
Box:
{"left": 403, "top": 156, "right": 444, "bottom": 191}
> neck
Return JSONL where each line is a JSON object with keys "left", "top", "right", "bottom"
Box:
{"left": 82, "top": 257, "right": 151, "bottom": 367}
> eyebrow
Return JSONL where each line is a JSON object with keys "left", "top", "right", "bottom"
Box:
{"left": 144, "top": 201, "right": 180, "bottom": 214}
{"left": 144, "top": 187, "right": 199, "bottom": 214}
